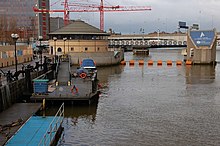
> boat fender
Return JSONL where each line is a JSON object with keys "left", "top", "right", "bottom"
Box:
{"left": 79, "top": 73, "right": 87, "bottom": 79}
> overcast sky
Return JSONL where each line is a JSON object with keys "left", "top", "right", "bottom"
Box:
{"left": 50, "top": 0, "right": 220, "bottom": 34}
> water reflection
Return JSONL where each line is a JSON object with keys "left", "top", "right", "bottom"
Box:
{"left": 97, "top": 65, "right": 124, "bottom": 83}
{"left": 185, "top": 65, "right": 216, "bottom": 84}
{"left": 53, "top": 50, "right": 220, "bottom": 145}
{"left": 65, "top": 104, "right": 98, "bottom": 123}
{"left": 37, "top": 102, "right": 98, "bottom": 125}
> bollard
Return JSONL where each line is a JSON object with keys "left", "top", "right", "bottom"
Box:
{"left": 43, "top": 98, "right": 46, "bottom": 117}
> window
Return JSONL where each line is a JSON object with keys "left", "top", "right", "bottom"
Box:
{"left": 97, "top": 47, "right": 100, "bottom": 51}
{"left": 71, "top": 47, "right": 74, "bottom": 51}
{"left": 85, "top": 47, "right": 88, "bottom": 51}
{"left": 57, "top": 47, "right": 62, "bottom": 52}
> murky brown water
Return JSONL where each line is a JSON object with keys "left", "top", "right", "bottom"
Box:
{"left": 53, "top": 49, "right": 220, "bottom": 146}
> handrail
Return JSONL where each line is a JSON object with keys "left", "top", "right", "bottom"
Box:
{"left": 68, "top": 55, "right": 72, "bottom": 81}
{"left": 55, "top": 57, "right": 60, "bottom": 80}
{"left": 55, "top": 57, "right": 60, "bottom": 75}
{"left": 38, "top": 102, "right": 64, "bottom": 146}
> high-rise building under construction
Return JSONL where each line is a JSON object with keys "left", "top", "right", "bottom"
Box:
{"left": 0, "top": 0, "right": 49, "bottom": 43}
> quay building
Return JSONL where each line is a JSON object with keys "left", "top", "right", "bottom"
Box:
{"left": 48, "top": 20, "right": 124, "bottom": 66}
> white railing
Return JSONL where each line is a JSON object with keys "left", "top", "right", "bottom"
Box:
{"left": 38, "top": 102, "right": 64, "bottom": 146}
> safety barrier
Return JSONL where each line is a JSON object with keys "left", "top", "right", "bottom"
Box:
{"left": 129, "top": 60, "right": 135, "bottom": 65}
{"left": 186, "top": 60, "right": 192, "bottom": 65}
{"left": 166, "top": 60, "right": 172, "bottom": 66}
{"left": 148, "top": 60, "right": 154, "bottom": 66}
{"left": 38, "top": 102, "right": 64, "bottom": 146}
{"left": 176, "top": 60, "right": 182, "bottom": 66}
{"left": 157, "top": 60, "right": 163, "bottom": 66}
{"left": 120, "top": 60, "right": 192, "bottom": 66}
{"left": 138, "top": 60, "right": 144, "bottom": 65}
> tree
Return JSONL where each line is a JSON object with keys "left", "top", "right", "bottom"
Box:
{"left": 0, "top": 16, "right": 19, "bottom": 45}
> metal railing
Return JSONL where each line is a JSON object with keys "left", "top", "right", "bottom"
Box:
{"left": 38, "top": 102, "right": 64, "bottom": 146}
{"left": 68, "top": 55, "right": 72, "bottom": 82}
{"left": 55, "top": 57, "right": 60, "bottom": 76}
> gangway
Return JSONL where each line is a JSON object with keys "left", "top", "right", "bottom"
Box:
{"left": 56, "top": 55, "right": 71, "bottom": 85}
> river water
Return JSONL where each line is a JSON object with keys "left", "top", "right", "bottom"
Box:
{"left": 54, "top": 48, "right": 220, "bottom": 146}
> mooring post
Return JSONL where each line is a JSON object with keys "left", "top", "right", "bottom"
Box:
{"left": 43, "top": 98, "right": 46, "bottom": 117}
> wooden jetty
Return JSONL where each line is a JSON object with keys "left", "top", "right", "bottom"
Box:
{"left": 31, "top": 55, "right": 99, "bottom": 104}
{"left": 5, "top": 103, "right": 64, "bottom": 146}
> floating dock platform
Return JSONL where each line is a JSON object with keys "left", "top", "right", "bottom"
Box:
{"left": 31, "top": 78, "right": 98, "bottom": 103}
{"left": 30, "top": 56, "right": 99, "bottom": 104}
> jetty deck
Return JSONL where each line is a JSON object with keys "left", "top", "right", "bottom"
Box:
{"left": 31, "top": 56, "right": 99, "bottom": 103}
{"left": 31, "top": 78, "right": 98, "bottom": 101}
{"left": 0, "top": 103, "right": 41, "bottom": 146}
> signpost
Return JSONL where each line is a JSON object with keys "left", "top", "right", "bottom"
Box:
{"left": 190, "top": 30, "right": 215, "bottom": 47}
{"left": 179, "top": 21, "right": 189, "bottom": 29}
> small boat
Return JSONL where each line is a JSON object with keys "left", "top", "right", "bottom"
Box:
{"left": 76, "top": 59, "right": 97, "bottom": 79}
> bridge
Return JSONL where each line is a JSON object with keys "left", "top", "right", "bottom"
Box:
{"left": 108, "top": 32, "right": 220, "bottom": 49}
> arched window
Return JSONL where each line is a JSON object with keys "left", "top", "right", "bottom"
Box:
{"left": 57, "top": 47, "right": 62, "bottom": 52}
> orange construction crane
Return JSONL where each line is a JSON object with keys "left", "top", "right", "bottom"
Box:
{"left": 33, "top": 0, "right": 151, "bottom": 31}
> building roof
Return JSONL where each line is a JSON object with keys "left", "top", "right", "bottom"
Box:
{"left": 49, "top": 20, "right": 109, "bottom": 36}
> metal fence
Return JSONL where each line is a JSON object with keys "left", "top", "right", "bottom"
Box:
{"left": 38, "top": 102, "right": 64, "bottom": 146}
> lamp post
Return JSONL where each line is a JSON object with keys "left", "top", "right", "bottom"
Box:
{"left": 157, "top": 29, "right": 160, "bottom": 44}
{"left": 68, "top": 37, "right": 71, "bottom": 53}
{"left": 11, "top": 33, "right": 19, "bottom": 76}
{"left": 63, "top": 37, "right": 67, "bottom": 54}
{"left": 38, "top": 36, "right": 43, "bottom": 68}
{"left": 53, "top": 37, "right": 57, "bottom": 63}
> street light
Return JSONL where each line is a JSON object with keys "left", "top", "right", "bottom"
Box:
{"left": 11, "top": 33, "right": 19, "bottom": 77}
{"left": 63, "top": 37, "right": 67, "bottom": 54}
{"left": 68, "top": 37, "right": 72, "bottom": 53}
{"left": 53, "top": 37, "right": 57, "bottom": 63}
{"left": 157, "top": 29, "right": 160, "bottom": 44}
{"left": 38, "top": 36, "right": 43, "bottom": 68}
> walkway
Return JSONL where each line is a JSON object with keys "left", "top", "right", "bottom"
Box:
{"left": 57, "top": 61, "right": 70, "bottom": 84}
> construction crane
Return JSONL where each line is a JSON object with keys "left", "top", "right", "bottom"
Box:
{"left": 33, "top": 0, "right": 151, "bottom": 31}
